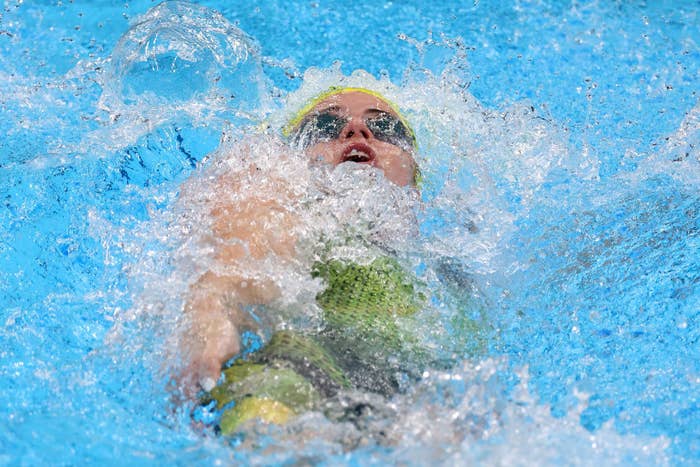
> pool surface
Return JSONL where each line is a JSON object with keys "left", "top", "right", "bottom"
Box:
{"left": 1, "top": 0, "right": 699, "bottom": 464}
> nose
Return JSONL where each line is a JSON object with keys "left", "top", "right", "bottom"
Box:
{"left": 340, "top": 117, "right": 372, "bottom": 140}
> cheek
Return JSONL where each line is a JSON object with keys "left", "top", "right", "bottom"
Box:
{"left": 305, "top": 142, "right": 338, "bottom": 165}
{"left": 390, "top": 163, "right": 417, "bottom": 186}
{"left": 379, "top": 148, "right": 417, "bottom": 186}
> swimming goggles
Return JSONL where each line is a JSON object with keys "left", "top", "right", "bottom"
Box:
{"left": 291, "top": 110, "right": 415, "bottom": 152}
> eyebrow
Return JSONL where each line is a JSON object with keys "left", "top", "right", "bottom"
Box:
{"left": 364, "top": 108, "right": 393, "bottom": 117}
{"left": 296, "top": 105, "right": 342, "bottom": 127}
{"left": 314, "top": 104, "right": 342, "bottom": 114}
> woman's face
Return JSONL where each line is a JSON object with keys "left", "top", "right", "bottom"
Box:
{"left": 298, "top": 91, "right": 417, "bottom": 187}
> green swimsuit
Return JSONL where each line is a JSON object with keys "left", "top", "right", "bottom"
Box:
{"left": 201, "top": 256, "right": 483, "bottom": 434}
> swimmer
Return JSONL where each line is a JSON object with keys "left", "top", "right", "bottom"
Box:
{"left": 178, "top": 88, "right": 418, "bottom": 390}
{"left": 177, "top": 85, "right": 484, "bottom": 433}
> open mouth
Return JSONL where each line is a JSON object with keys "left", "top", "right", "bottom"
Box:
{"left": 341, "top": 143, "right": 375, "bottom": 164}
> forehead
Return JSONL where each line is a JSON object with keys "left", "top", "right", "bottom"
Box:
{"left": 312, "top": 91, "right": 397, "bottom": 116}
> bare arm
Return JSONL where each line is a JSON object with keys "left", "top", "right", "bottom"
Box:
{"left": 177, "top": 161, "right": 299, "bottom": 396}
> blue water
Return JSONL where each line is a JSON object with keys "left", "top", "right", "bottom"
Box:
{"left": 2, "top": 0, "right": 699, "bottom": 464}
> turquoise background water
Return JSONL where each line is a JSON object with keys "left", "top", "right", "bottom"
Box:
{"left": 1, "top": 0, "right": 699, "bottom": 464}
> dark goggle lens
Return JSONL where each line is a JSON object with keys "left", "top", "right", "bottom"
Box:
{"left": 295, "top": 112, "right": 347, "bottom": 147}
{"left": 365, "top": 114, "right": 414, "bottom": 150}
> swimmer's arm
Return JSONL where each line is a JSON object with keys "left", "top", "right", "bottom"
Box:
{"left": 182, "top": 268, "right": 285, "bottom": 394}
{"left": 179, "top": 170, "right": 298, "bottom": 395}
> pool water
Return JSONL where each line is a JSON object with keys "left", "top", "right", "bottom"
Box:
{"left": 1, "top": 0, "right": 699, "bottom": 464}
